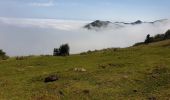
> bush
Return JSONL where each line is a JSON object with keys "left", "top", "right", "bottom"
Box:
{"left": 59, "top": 44, "right": 70, "bottom": 56}
{"left": 135, "top": 30, "right": 170, "bottom": 46}
{"left": 0, "top": 49, "right": 8, "bottom": 60}
{"left": 145, "top": 30, "right": 170, "bottom": 44}
{"left": 144, "top": 34, "right": 151, "bottom": 44}
{"left": 53, "top": 44, "right": 70, "bottom": 56}
{"left": 164, "top": 30, "right": 170, "bottom": 39}
{"left": 53, "top": 48, "right": 60, "bottom": 56}
{"left": 153, "top": 34, "right": 165, "bottom": 42}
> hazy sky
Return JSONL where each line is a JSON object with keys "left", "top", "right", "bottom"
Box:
{"left": 1, "top": 0, "right": 170, "bottom": 56}
{"left": 0, "top": 0, "right": 170, "bottom": 21}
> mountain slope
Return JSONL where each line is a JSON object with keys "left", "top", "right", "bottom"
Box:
{"left": 0, "top": 39, "right": 170, "bottom": 99}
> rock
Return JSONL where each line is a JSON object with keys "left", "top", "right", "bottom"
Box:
{"left": 83, "top": 89, "right": 90, "bottom": 94}
{"left": 44, "top": 75, "right": 58, "bottom": 83}
{"left": 74, "top": 68, "right": 87, "bottom": 72}
{"left": 133, "top": 89, "right": 138, "bottom": 93}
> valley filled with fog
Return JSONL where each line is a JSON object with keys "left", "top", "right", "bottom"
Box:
{"left": 0, "top": 17, "right": 170, "bottom": 56}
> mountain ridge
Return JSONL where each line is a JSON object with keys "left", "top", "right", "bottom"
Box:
{"left": 84, "top": 19, "right": 168, "bottom": 30}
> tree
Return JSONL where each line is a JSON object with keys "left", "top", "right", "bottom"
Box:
{"left": 0, "top": 49, "right": 5, "bottom": 56}
{"left": 53, "top": 44, "right": 70, "bottom": 56}
{"left": 134, "top": 29, "right": 170, "bottom": 46}
{"left": 164, "top": 30, "right": 170, "bottom": 39}
{"left": 0, "top": 49, "right": 8, "bottom": 60}
{"left": 53, "top": 48, "right": 60, "bottom": 56}
{"left": 153, "top": 34, "right": 165, "bottom": 42}
{"left": 59, "top": 44, "right": 70, "bottom": 56}
{"left": 144, "top": 34, "right": 151, "bottom": 44}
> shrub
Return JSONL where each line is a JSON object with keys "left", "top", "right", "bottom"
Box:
{"left": 144, "top": 34, "right": 151, "bottom": 44}
{"left": 145, "top": 30, "right": 170, "bottom": 44}
{"left": 53, "top": 44, "right": 70, "bottom": 56}
{"left": 53, "top": 48, "right": 60, "bottom": 56}
{"left": 134, "top": 30, "right": 170, "bottom": 46}
{"left": 153, "top": 34, "right": 165, "bottom": 42}
{"left": 59, "top": 44, "right": 70, "bottom": 56}
{"left": 0, "top": 49, "right": 8, "bottom": 60}
{"left": 164, "top": 30, "right": 170, "bottom": 39}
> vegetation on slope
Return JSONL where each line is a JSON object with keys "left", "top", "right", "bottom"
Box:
{"left": 0, "top": 39, "right": 170, "bottom": 99}
{"left": 134, "top": 30, "right": 170, "bottom": 46}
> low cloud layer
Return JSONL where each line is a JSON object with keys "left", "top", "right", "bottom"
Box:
{"left": 0, "top": 17, "right": 170, "bottom": 56}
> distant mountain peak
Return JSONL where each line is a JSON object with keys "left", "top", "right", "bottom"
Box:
{"left": 132, "top": 20, "right": 143, "bottom": 24}
{"left": 84, "top": 20, "right": 111, "bottom": 29}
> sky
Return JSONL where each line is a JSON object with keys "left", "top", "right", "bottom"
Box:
{"left": 1, "top": 0, "right": 170, "bottom": 56}
{"left": 0, "top": 0, "right": 170, "bottom": 21}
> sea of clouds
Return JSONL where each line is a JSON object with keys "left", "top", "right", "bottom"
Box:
{"left": 0, "top": 17, "right": 170, "bottom": 56}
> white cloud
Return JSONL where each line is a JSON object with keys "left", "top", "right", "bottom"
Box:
{"left": 0, "top": 17, "right": 170, "bottom": 56}
{"left": 29, "top": 0, "right": 55, "bottom": 7}
{"left": 0, "top": 17, "right": 89, "bottom": 31}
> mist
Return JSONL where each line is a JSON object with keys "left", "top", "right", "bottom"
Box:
{"left": 0, "top": 17, "right": 170, "bottom": 56}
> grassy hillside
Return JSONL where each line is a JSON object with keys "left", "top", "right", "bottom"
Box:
{"left": 0, "top": 40, "right": 170, "bottom": 100}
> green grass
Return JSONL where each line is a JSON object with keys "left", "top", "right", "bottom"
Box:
{"left": 1, "top": 40, "right": 170, "bottom": 100}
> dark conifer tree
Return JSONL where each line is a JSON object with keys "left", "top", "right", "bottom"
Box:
{"left": 144, "top": 34, "right": 151, "bottom": 44}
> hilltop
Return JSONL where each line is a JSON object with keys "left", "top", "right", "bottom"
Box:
{"left": 0, "top": 39, "right": 170, "bottom": 99}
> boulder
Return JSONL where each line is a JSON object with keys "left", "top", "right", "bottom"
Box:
{"left": 44, "top": 75, "right": 58, "bottom": 83}
{"left": 74, "top": 68, "right": 87, "bottom": 72}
